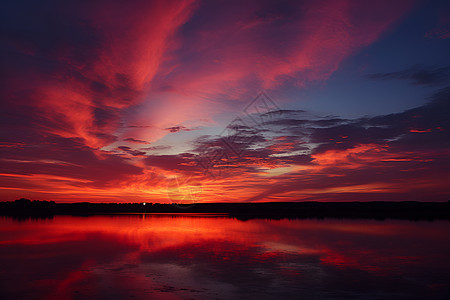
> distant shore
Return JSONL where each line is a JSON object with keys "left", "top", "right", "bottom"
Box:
{"left": 1, "top": 199, "right": 449, "bottom": 221}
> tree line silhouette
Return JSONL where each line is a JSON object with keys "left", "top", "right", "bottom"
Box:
{"left": 1, "top": 198, "right": 449, "bottom": 220}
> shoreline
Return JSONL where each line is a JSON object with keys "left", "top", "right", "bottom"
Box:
{"left": 1, "top": 200, "right": 449, "bottom": 221}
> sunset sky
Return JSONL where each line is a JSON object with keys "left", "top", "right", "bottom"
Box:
{"left": 1, "top": 0, "right": 449, "bottom": 203}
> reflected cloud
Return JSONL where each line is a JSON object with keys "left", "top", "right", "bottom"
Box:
{"left": 0, "top": 215, "right": 449, "bottom": 299}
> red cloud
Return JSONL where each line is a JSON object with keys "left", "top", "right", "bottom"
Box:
{"left": 1, "top": 0, "right": 424, "bottom": 203}
{"left": 123, "top": 0, "right": 414, "bottom": 144}
{"left": 8, "top": 1, "right": 197, "bottom": 149}
{"left": 151, "top": 0, "right": 412, "bottom": 93}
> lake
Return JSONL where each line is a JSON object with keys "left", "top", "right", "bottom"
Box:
{"left": 0, "top": 214, "right": 449, "bottom": 299}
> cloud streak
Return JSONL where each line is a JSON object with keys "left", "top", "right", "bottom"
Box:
{"left": 139, "top": 86, "right": 450, "bottom": 202}
{"left": 4, "top": 0, "right": 446, "bottom": 203}
{"left": 368, "top": 65, "right": 450, "bottom": 86}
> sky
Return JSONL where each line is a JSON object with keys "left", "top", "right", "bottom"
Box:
{"left": 1, "top": 0, "right": 449, "bottom": 203}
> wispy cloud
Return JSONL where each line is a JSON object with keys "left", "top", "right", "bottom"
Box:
{"left": 124, "top": 138, "right": 149, "bottom": 144}
{"left": 4, "top": 0, "right": 442, "bottom": 203}
{"left": 368, "top": 65, "right": 450, "bottom": 86}
{"left": 138, "top": 86, "right": 450, "bottom": 202}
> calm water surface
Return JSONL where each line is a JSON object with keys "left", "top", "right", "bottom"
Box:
{"left": 0, "top": 214, "right": 449, "bottom": 299}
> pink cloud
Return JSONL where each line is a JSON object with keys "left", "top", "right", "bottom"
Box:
{"left": 13, "top": 1, "right": 197, "bottom": 149}
{"left": 2, "top": 0, "right": 425, "bottom": 203}
{"left": 124, "top": 0, "right": 413, "bottom": 144}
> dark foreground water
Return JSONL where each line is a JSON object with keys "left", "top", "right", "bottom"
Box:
{"left": 0, "top": 214, "right": 449, "bottom": 299}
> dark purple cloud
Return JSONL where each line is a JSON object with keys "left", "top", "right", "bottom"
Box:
{"left": 368, "top": 65, "right": 450, "bottom": 86}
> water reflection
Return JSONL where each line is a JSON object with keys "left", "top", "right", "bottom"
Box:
{"left": 0, "top": 215, "right": 449, "bottom": 299}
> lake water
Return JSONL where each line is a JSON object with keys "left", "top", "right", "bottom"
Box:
{"left": 0, "top": 214, "right": 449, "bottom": 299}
